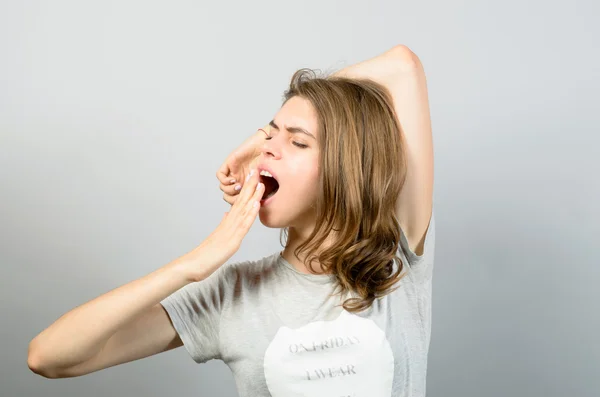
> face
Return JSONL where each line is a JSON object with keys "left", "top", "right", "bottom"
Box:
{"left": 257, "top": 96, "right": 320, "bottom": 230}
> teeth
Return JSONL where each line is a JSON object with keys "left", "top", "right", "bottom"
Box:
{"left": 259, "top": 170, "right": 273, "bottom": 178}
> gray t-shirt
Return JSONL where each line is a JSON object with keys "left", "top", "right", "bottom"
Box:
{"left": 161, "top": 211, "right": 435, "bottom": 397}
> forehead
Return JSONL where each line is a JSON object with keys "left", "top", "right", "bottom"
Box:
{"left": 274, "top": 96, "right": 318, "bottom": 137}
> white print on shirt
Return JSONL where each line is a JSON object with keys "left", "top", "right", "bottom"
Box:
{"left": 263, "top": 310, "right": 394, "bottom": 397}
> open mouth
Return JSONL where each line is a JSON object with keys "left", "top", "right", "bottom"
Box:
{"left": 259, "top": 170, "right": 280, "bottom": 201}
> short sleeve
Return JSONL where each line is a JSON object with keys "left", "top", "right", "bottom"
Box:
{"left": 160, "top": 263, "right": 234, "bottom": 363}
{"left": 398, "top": 209, "right": 436, "bottom": 284}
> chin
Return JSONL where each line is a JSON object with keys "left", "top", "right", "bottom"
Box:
{"left": 258, "top": 212, "right": 287, "bottom": 229}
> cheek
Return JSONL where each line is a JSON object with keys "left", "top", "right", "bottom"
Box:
{"left": 302, "top": 168, "right": 320, "bottom": 198}
{"left": 288, "top": 155, "right": 318, "bottom": 178}
{"left": 289, "top": 172, "right": 318, "bottom": 194}
{"left": 284, "top": 177, "right": 318, "bottom": 212}
{"left": 285, "top": 154, "right": 319, "bottom": 194}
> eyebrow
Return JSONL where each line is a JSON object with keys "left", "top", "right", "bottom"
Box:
{"left": 269, "top": 120, "right": 315, "bottom": 140}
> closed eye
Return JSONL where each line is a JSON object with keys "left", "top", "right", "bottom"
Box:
{"left": 265, "top": 136, "right": 308, "bottom": 149}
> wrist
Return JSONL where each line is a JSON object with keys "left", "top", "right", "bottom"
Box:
{"left": 173, "top": 241, "right": 233, "bottom": 283}
{"left": 163, "top": 258, "right": 198, "bottom": 285}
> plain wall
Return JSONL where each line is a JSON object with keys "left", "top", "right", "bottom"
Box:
{"left": 1, "top": 0, "right": 599, "bottom": 396}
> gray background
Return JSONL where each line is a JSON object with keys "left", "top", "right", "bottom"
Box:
{"left": 1, "top": 0, "right": 598, "bottom": 396}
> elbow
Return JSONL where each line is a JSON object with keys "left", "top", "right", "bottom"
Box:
{"left": 27, "top": 341, "right": 60, "bottom": 379}
{"left": 389, "top": 45, "right": 422, "bottom": 72}
{"left": 27, "top": 355, "right": 55, "bottom": 379}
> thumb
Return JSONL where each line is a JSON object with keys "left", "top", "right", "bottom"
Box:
{"left": 228, "top": 151, "right": 243, "bottom": 175}
{"left": 217, "top": 160, "right": 232, "bottom": 180}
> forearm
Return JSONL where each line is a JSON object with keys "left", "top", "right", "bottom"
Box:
{"left": 28, "top": 258, "right": 192, "bottom": 371}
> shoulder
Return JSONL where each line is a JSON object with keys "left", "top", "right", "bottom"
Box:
{"left": 222, "top": 252, "right": 282, "bottom": 287}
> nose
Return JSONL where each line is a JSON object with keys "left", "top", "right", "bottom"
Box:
{"left": 260, "top": 136, "right": 282, "bottom": 160}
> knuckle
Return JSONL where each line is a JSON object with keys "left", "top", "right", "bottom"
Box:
{"left": 244, "top": 214, "right": 256, "bottom": 227}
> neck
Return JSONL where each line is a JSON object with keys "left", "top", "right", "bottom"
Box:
{"left": 282, "top": 225, "right": 333, "bottom": 275}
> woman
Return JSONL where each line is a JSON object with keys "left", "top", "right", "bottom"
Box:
{"left": 28, "top": 44, "right": 435, "bottom": 397}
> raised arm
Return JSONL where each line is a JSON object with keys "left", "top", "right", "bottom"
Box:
{"left": 332, "top": 45, "right": 434, "bottom": 255}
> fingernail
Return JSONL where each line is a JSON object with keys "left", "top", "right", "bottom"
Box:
{"left": 246, "top": 169, "right": 255, "bottom": 182}
{"left": 229, "top": 178, "right": 236, "bottom": 184}
{"left": 256, "top": 183, "right": 263, "bottom": 191}
{"left": 253, "top": 201, "right": 259, "bottom": 208}
{"left": 234, "top": 184, "right": 241, "bottom": 191}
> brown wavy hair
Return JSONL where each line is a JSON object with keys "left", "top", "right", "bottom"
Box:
{"left": 280, "top": 68, "right": 408, "bottom": 313}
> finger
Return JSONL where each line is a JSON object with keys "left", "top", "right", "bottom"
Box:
{"left": 219, "top": 175, "right": 237, "bottom": 185}
{"left": 244, "top": 178, "right": 263, "bottom": 214}
{"left": 216, "top": 161, "right": 231, "bottom": 180}
{"left": 227, "top": 151, "right": 242, "bottom": 175}
{"left": 229, "top": 170, "right": 260, "bottom": 218}
{"left": 223, "top": 194, "right": 236, "bottom": 206}
{"left": 233, "top": 189, "right": 262, "bottom": 240}
{"left": 217, "top": 153, "right": 241, "bottom": 184}
{"left": 250, "top": 175, "right": 266, "bottom": 204}
{"left": 237, "top": 168, "right": 261, "bottom": 204}
{"left": 216, "top": 166, "right": 236, "bottom": 185}
{"left": 220, "top": 182, "right": 242, "bottom": 196}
